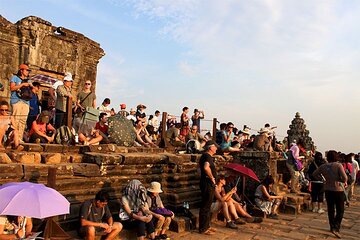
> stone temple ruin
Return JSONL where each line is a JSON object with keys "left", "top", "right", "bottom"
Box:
{"left": 0, "top": 15, "right": 104, "bottom": 106}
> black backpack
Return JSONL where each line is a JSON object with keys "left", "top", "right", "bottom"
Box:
{"left": 345, "top": 164, "right": 353, "bottom": 185}
{"left": 17, "top": 79, "right": 33, "bottom": 101}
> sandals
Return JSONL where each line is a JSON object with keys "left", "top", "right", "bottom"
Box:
{"left": 202, "top": 229, "right": 215, "bottom": 235}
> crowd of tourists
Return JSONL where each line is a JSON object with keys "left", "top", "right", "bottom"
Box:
{"left": 1, "top": 65, "right": 360, "bottom": 239}
{"left": 1, "top": 64, "right": 284, "bottom": 154}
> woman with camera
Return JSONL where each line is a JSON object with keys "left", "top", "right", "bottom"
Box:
{"left": 28, "top": 110, "right": 56, "bottom": 143}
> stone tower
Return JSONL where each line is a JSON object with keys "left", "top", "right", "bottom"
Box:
{"left": 0, "top": 15, "right": 104, "bottom": 102}
{"left": 287, "top": 112, "right": 314, "bottom": 150}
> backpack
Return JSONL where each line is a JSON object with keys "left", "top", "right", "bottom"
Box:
{"left": 55, "top": 126, "right": 74, "bottom": 145}
{"left": 17, "top": 80, "right": 33, "bottom": 101}
{"left": 186, "top": 139, "right": 201, "bottom": 154}
{"left": 345, "top": 163, "right": 353, "bottom": 185}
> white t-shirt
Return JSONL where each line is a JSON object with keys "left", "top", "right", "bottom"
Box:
{"left": 351, "top": 160, "right": 359, "bottom": 179}
{"left": 98, "top": 104, "right": 111, "bottom": 117}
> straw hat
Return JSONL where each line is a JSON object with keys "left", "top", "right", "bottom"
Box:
{"left": 258, "top": 128, "right": 269, "bottom": 134}
{"left": 147, "top": 182, "right": 163, "bottom": 193}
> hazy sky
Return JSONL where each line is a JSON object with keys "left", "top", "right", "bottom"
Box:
{"left": 1, "top": 0, "right": 359, "bottom": 153}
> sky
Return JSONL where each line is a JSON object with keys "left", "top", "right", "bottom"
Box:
{"left": 1, "top": 0, "right": 360, "bottom": 153}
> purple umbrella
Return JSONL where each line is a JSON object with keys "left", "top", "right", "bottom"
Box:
{"left": 0, "top": 182, "right": 70, "bottom": 219}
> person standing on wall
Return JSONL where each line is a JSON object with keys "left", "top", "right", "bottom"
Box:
{"left": 9, "top": 64, "right": 31, "bottom": 142}
{"left": 198, "top": 140, "right": 219, "bottom": 235}
{"left": 55, "top": 74, "right": 73, "bottom": 128}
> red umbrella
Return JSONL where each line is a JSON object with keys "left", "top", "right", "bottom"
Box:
{"left": 224, "top": 163, "right": 260, "bottom": 182}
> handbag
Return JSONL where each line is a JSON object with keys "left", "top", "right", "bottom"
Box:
{"left": 152, "top": 208, "right": 173, "bottom": 217}
{"left": 82, "top": 107, "right": 100, "bottom": 122}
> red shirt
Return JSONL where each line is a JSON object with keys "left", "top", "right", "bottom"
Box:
{"left": 95, "top": 122, "right": 108, "bottom": 135}
{"left": 29, "top": 121, "right": 55, "bottom": 137}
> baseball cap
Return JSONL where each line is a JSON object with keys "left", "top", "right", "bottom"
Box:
{"left": 19, "top": 64, "right": 31, "bottom": 71}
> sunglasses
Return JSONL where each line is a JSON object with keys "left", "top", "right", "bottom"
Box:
{"left": 0, "top": 109, "right": 9, "bottom": 112}
{"left": 85, "top": 83, "right": 91, "bottom": 85}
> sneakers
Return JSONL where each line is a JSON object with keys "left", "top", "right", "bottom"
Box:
{"left": 318, "top": 208, "right": 325, "bottom": 214}
{"left": 159, "top": 234, "right": 170, "bottom": 239}
{"left": 312, "top": 207, "right": 318, "bottom": 213}
{"left": 234, "top": 218, "right": 246, "bottom": 225}
{"left": 226, "top": 221, "right": 238, "bottom": 229}
{"left": 252, "top": 217, "right": 263, "bottom": 223}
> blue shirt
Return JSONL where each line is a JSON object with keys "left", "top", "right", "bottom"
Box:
{"left": 10, "top": 75, "right": 29, "bottom": 105}
{"left": 29, "top": 93, "right": 40, "bottom": 117}
{"left": 220, "top": 130, "right": 234, "bottom": 149}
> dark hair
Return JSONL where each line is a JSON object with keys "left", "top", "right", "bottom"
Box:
{"left": 262, "top": 175, "right": 275, "bottom": 187}
{"left": 216, "top": 174, "right": 226, "bottom": 184}
{"left": 148, "top": 115, "right": 153, "bottom": 121}
{"left": 95, "top": 190, "right": 109, "bottom": 202}
{"left": 182, "top": 107, "right": 189, "bottom": 112}
{"left": 326, "top": 150, "right": 339, "bottom": 163}
{"left": 175, "top": 123, "right": 182, "bottom": 128}
{"left": 0, "top": 100, "right": 9, "bottom": 107}
{"left": 265, "top": 123, "right": 270, "bottom": 128}
{"left": 155, "top": 110, "right": 160, "bottom": 114}
{"left": 32, "top": 81, "right": 40, "bottom": 88}
{"left": 227, "top": 122, "right": 234, "bottom": 127}
{"left": 103, "top": 98, "right": 110, "bottom": 104}
{"left": 99, "top": 112, "right": 107, "bottom": 121}
{"left": 135, "top": 120, "right": 142, "bottom": 125}
{"left": 220, "top": 123, "right": 227, "bottom": 130}
{"left": 345, "top": 154, "right": 353, "bottom": 163}
{"left": 314, "top": 151, "right": 325, "bottom": 165}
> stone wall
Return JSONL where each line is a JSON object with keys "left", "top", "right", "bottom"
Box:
{"left": 0, "top": 15, "right": 104, "bottom": 101}
{"left": 0, "top": 144, "right": 233, "bottom": 231}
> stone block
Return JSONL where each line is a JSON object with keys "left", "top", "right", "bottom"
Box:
{"left": 122, "top": 153, "right": 168, "bottom": 165}
{"left": 0, "top": 164, "right": 23, "bottom": 182}
{"left": 69, "top": 154, "right": 83, "bottom": 163}
{"left": 22, "top": 143, "right": 43, "bottom": 152}
{"left": 42, "top": 153, "right": 62, "bottom": 164}
{"left": 8, "top": 152, "right": 41, "bottom": 164}
{"left": 83, "top": 152, "right": 124, "bottom": 165}
{"left": 73, "top": 163, "right": 100, "bottom": 177}
{"left": 0, "top": 152, "right": 12, "bottom": 164}
{"left": 79, "top": 144, "right": 117, "bottom": 153}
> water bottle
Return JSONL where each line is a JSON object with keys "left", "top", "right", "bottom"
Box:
{"left": 75, "top": 133, "right": 79, "bottom": 144}
{"left": 186, "top": 202, "right": 190, "bottom": 209}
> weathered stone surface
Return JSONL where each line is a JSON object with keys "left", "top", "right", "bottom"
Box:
{"left": 69, "top": 154, "right": 83, "bottom": 163}
{"left": 21, "top": 143, "right": 43, "bottom": 152}
{"left": 42, "top": 153, "right": 62, "bottom": 164}
{"left": 8, "top": 152, "right": 41, "bottom": 164}
{"left": 72, "top": 163, "right": 100, "bottom": 177}
{"left": 122, "top": 153, "right": 168, "bottom": 165}
{"left": 287, "top": 112, "right": 314, "bottom": 150}
{"left": 42, "top": 144, "right": 82, "bottom": 153}
{"left": 82, "top": 152, "right": 124, "bottom": 165}
{"left": 0, "top": 152, "right": 12, "bottom": 164}
{"left": 0, "top": 164, "right": 23, "bottom": 183}
{"left": 0, "top": 15, "right": 104, "bottom": 102}
{"left": 80, "top": 144, "right": 117, "bottom": 154}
